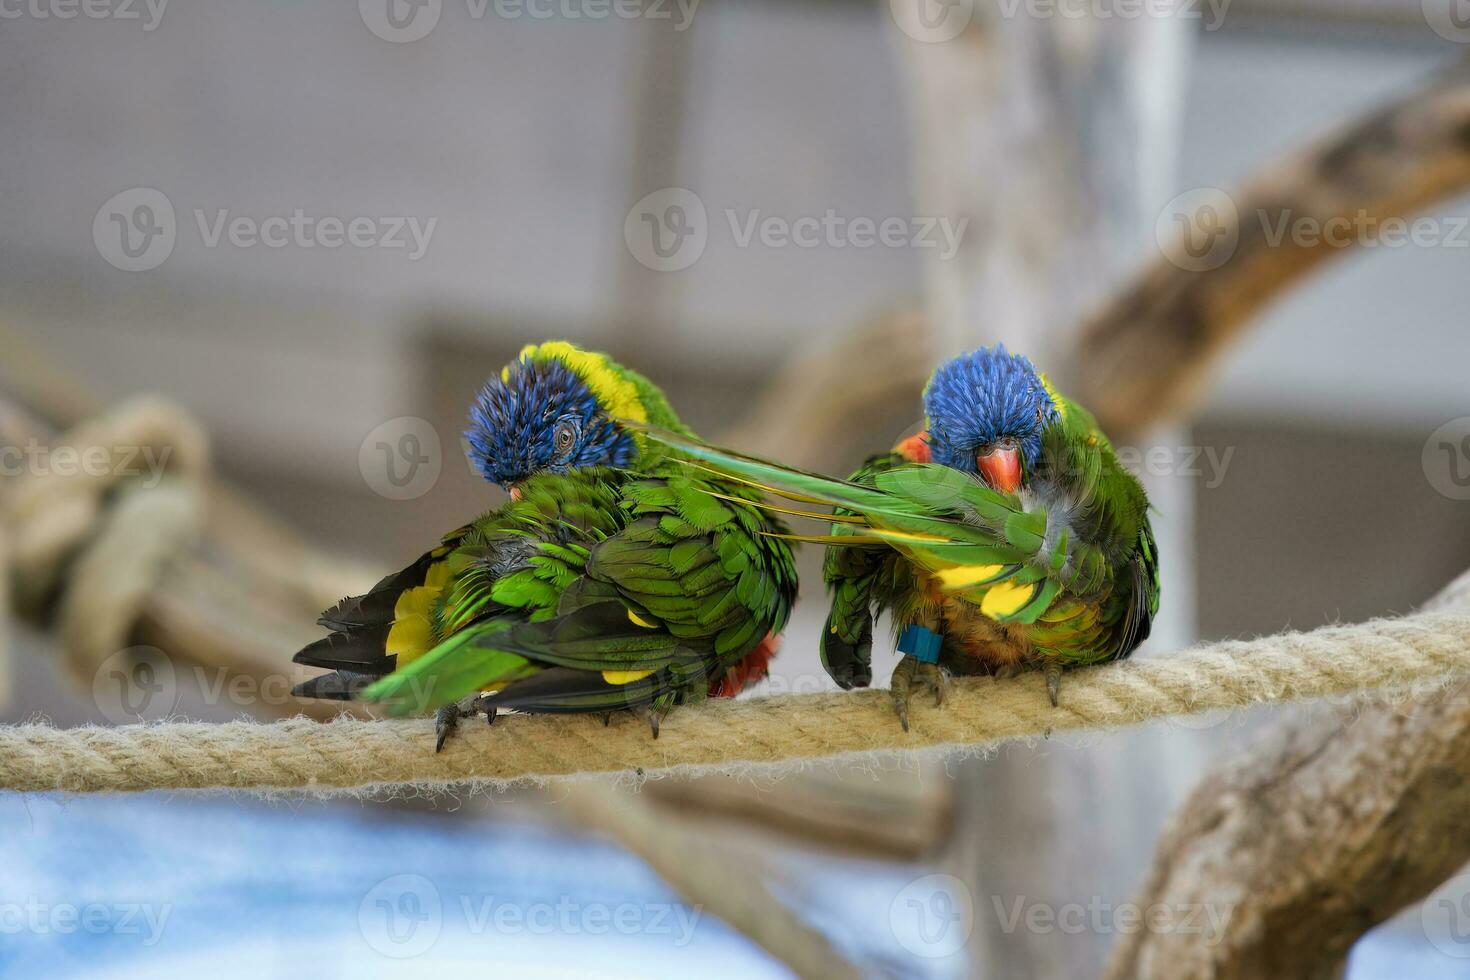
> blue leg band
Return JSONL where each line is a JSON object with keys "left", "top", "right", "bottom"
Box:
{"left": 897, "top": 625, "right": 943, "bottom": 665}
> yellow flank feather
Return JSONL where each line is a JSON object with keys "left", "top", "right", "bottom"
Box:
{"left": 386, "top": 612, "right": 433, "bottom": 664}
{"left": 934, "top": 564, "right": 1006, "bottom": 589}
{"left": 518, "top": 341, "right": 648, "bottom": 424}
{"left": 386, "top": 562, "right": 452, "bottom": 664}
{"left": 602, "top": 669, "right": 655, "bottom": 685}
{"left": 981, "top": 580, "right": 1036, "bottom": 618}
{"left": 627, "top": 610, "right": 658, "bottom": 629}
{"left": 873, "top": 528, "right": 952, "bottom": 545}
{"left": 1037, "top": 372, "right": 1068, "bottom": 421}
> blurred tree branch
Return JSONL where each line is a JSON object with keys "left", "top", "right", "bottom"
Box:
{"left": 1075, "top": 55, "right": 1470, "bottom": 440}
{"left": 1076, "top": 55, "right": 1470, "bottom": 979}
{"left": 1107, "top": 570, "right": 1470, "bottom": 980}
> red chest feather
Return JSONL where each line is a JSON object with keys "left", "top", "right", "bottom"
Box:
{"left": 709, "top": 633, "right": 780, "bottom": 698}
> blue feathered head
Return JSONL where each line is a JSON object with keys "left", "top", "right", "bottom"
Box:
{"left": 923, "top": 345, "right": 1059, "bottom": 491}
{"left": 465, "top": 343, "right": 640, "bottom": 490}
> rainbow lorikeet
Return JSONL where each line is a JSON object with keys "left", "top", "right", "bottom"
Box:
{"left": 290, "top": 342, "right": 796, "bottom": 749}
{"left": 639, "top": 346, "right": 1159, "bottom": 730}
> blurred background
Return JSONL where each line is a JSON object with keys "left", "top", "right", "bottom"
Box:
{"left": 2, "top": 1, "right": 1469, "bottom": 977}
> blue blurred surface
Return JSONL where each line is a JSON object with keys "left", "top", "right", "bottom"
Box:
{"left": 0, "top": 794, "right": 965, "bottom": 979}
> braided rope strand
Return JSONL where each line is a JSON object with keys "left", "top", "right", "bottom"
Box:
{"left": 3, "top": 610, "right": 1468, "bottom": 795}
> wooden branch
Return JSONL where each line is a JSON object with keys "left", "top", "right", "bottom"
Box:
{"left": 642, "top": 768, "right": 953, "bottom": 860}
{"left": 1075, "top": 56, "right": 1470, "bottom": 438}
{"left": 1106, "top": 570, "right": 1470, "bottom": 980}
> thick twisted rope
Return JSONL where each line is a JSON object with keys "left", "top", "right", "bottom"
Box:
{"left": 3, "top": 609, "right": 1469, "bottom": 794}
{"left": 1, "top": 397, "right": 208, "bottom": 684}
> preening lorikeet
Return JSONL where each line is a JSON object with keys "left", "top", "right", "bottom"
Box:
{"left": 290, "top": 342, "right": 797, "bottom": 749}
{"left": 639, "top": 346, "right": 1159, "bottom": 730}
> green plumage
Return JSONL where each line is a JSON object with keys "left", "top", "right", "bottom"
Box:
{"left": 358, "top": 467, "right": 795, "bottom": 717}
{"left": 636, "top": 389, "right": 1159, "bottom": 696}
{"left": 290, "top": 344, "right": 796, "bottom": 734}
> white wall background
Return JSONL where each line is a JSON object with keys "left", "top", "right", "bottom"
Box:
{"left": 1, "top": 5, "right": 1464, "bottom": 463}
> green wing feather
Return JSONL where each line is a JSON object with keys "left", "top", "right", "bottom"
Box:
{"left": 636, "top": 417, "right": 1158, "bottom": 677}
{"left": 360, "top": 467, "right": 795, "bottom": 716}
{"left": 634, "top": 426, "right": 1077, "bottom": 619}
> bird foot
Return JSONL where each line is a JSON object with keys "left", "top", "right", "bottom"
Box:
{"left": 434, "top": 697, "right": 486, "bottom": 752}
{"left": 468, "top": 694, "right": 498, "bottom": 726}
{"left": 890, "top": 655, "right": 947, "bottom": 732}
{"left": 630, "top": 705, "right": 665, "bottom": 739}
{"left": 434, "top": 705, "right": 460, "bottom": 754}
{"left": 1045, "top": 662, "right": 1063, "bottom": 707}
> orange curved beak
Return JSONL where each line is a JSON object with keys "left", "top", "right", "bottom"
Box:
{"left": 508, "top": 484, "right": 522, "bottom": 502}
{"left": 976, "top": 445, "right": 1021, "bottom": 494}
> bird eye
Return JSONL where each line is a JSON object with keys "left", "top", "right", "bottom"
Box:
{"left": 553, "top": 422, "right": 576, "bottom": 456}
